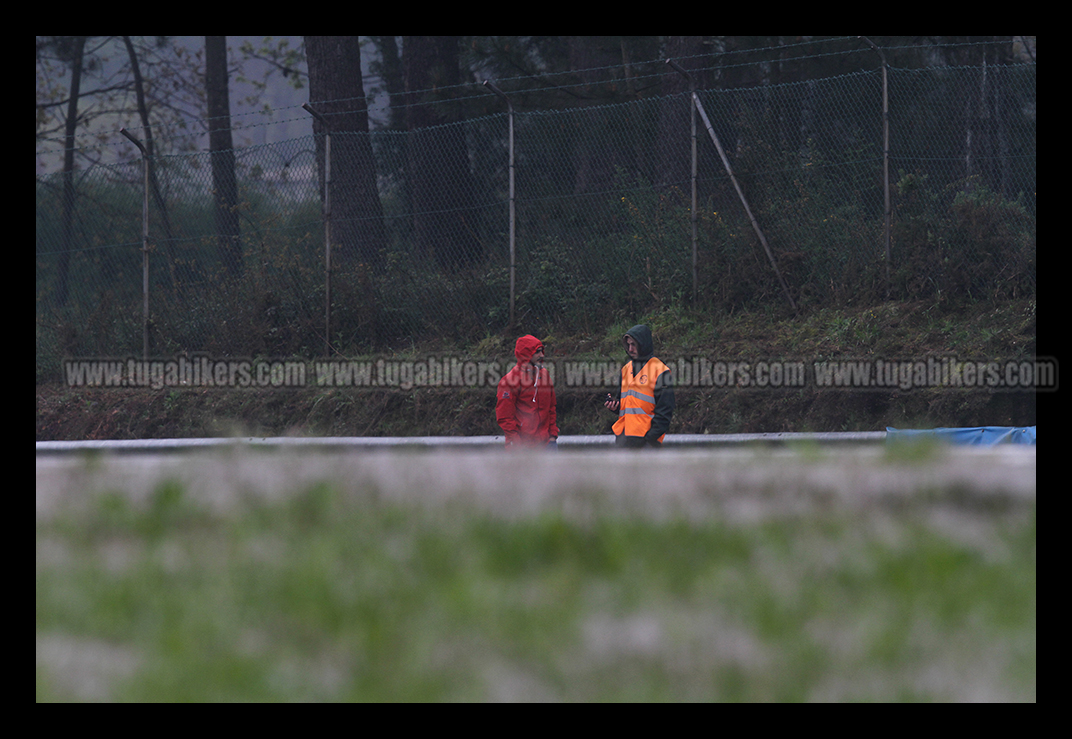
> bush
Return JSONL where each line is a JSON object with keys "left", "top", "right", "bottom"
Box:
{"left": 892, "top": 173, "right": 1035, "bottom": 302}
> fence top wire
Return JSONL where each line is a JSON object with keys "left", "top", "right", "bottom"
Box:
{"left": 36, "top": 36, "right": 1033, "bottom": 164}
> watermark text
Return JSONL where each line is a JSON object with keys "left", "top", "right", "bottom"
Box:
{"left": 63, "top": 355, "right": 1056, "bottom": 392}
{"left": 812, "top": 357, "right": 1057, "bottom": 391}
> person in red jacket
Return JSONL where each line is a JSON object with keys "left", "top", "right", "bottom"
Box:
{"left": 496, "top": 335, "right": 559, "bottom": 449}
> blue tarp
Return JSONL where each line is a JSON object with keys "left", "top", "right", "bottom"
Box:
{"left": 886, "top": 426, "right": 1036, "bottom": 446}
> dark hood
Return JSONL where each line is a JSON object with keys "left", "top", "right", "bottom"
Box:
{"left": 624, "top": 325, "right": 654, "bottom": 362}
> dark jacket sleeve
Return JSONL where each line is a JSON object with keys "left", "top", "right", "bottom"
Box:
{"left": 548, "top": 382, "right": 559, "bottom": 439}
{"left": 645, "top": 367, "right": 674, "bottom": 442}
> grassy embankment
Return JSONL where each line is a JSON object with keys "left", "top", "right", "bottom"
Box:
{"left": 36, "top": 299, "right": 1037, "bottom": 441}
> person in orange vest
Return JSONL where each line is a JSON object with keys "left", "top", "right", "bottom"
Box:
{"left": 496, "top": 335, "right": 560, "bottom": 449}
{"left": 604, "top": 325, "right": 674, "bottom": 448}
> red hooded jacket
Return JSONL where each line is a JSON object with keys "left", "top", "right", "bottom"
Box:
{"left": 496, "top": 335, "right": 559, "bottom": 447}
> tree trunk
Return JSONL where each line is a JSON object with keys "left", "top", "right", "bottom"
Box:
{"left": 402, "top": 36, "right": 482, "bottom": 271}
{"left": 566, "top": 36, "right": 626, "bottom": 195}
{"left": 205, "top": 36, "right": 242, "bottom": 278}
{"left": 304, "top": 36, "right": 386, "bottom": 266}
{"left": 58, "top": 36, "right": 85, "bottom": 307}
{"left": 122, "top": 36, "right": 181, "bottom": 288}
{"left": 372, "top": 36, "right": 404, "bottom": 130}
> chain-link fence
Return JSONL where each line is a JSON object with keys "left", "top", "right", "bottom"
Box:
{"left": 37, "top": 62, "right": 1035, "bottom": 379}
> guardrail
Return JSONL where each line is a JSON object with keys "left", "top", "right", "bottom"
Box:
{"left": 36, "top": 432, "right": 888, "bottom": 455}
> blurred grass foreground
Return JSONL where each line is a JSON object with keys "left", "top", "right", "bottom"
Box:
{"left": 36, "top": 445, "right": 1036, "bottom": 702}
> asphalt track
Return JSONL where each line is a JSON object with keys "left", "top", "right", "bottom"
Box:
{"left": 36, "top": 437, "right": 1035, "bottom": 522}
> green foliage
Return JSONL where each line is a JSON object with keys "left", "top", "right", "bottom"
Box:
{"left": 37, "top": 474, "right": 1036, "bottom": 702}
{"left": 891, "top": 173, "right": 1036, "bottom": 302}
{"left": 515, "top": 172, "right": 694, "bottom": 334}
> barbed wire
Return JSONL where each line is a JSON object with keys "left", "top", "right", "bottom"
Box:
{"left": 36, "top": 36, "right": 1032, "bottom": 161}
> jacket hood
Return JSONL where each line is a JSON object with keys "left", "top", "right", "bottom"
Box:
{"left": 624, "top": 325, "right": 654, "bottom": 361}
{"left": 514, "top": 335, "right": 544, "bottom": 365}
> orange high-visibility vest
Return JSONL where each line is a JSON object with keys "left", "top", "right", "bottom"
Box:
{"left": 611, "top": 356, "right": 670, "bottom": 443}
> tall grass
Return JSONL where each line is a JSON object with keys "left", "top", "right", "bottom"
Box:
{"left": 37, "top": 462, "right": 1035, "bottom": 702}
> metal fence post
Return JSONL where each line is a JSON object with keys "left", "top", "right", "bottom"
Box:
{"left": 859, "top": 37, "right": 891, "bottom": 299}
{"left": 669, "top": 60, "right": 797, "bottom": 312}
{"left": 303, "top": 103, "right": 333, "bottom": 355}
{"left": 120, "top": 127, "right": 150, "bottom": 359}
{"left": 664, "top": 60, "right": 699, "bottom": 302}
{"left": 482, "top": 80, "right": 516, "bottom": 331}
